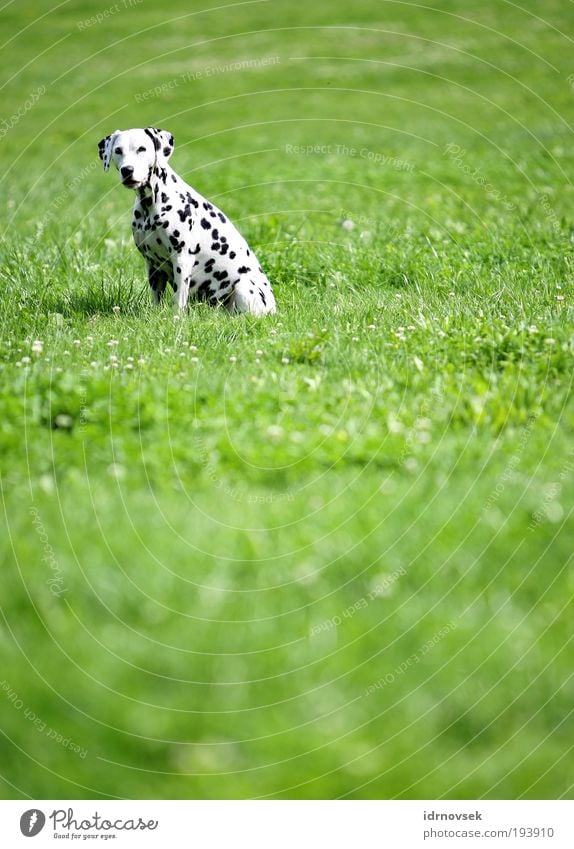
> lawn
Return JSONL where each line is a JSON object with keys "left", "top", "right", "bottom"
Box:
{"left": 0, "top": 0, "right": 573, "bottom": 800}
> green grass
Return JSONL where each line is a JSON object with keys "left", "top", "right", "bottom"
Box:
{"left": 1, "top": 0, "right": 573, "bottom": 800}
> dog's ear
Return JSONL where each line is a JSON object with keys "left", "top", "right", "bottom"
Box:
{"left": 97, "top": 130, "right": 120, "bottom": 172}
{"left": 144, "top": 127, "right": 174, "bottom": 162}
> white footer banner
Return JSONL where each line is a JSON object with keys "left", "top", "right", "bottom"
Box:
{"left": 0, "top": 800, "right": 572, "bottom": 847}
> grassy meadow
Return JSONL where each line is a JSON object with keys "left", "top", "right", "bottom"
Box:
{"left": 0, "top": 0, "right": 573, "bottom": 799}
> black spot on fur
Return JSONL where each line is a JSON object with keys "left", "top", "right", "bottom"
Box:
{"left": 197, "top": 280, "right": 211, "bottom": 299}
{"left": 200, "top": 218, "right": 211, "bottom": 230}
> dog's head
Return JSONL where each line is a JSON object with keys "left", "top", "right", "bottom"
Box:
{"left": 97, "top": 127, "right": 175, "bottom": 189}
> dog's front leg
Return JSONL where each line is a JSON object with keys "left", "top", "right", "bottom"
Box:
{"left": 172, "top": 259, "right": 192, "bottom": 310}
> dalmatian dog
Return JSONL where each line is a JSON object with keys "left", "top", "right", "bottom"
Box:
{"left": 98, "top": 127, "right": 276, "bottom": 315}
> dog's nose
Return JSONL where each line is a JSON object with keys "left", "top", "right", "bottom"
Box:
{"left": 121, "top": 166, "right": 134, "bottom": 178}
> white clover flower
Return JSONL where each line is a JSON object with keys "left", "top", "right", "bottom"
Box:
{"left": 31, "top": 340, "right": 43, "bottom": 354}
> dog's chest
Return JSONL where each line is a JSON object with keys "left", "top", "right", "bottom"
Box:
{"left": 131, "top": 202, "right": 175, "bottom": 266}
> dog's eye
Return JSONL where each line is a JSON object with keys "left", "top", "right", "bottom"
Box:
{"left": 137, "top": 146, "right": 146, "bottom": 153}
{"left": 114, "top": 147, "right": 123, "bottom": 155}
